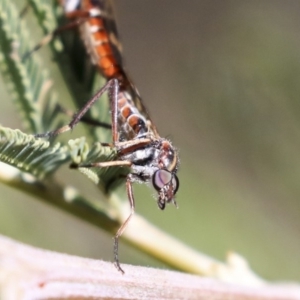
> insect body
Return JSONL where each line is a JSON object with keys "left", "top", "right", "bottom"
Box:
{"left": 40, "top": 0, "right": 180, "bottom": 273}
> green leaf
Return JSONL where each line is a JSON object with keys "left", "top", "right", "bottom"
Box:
{"left": 0, "top": 126, "right": 69, "bottom": 179}
{"left": 27, "top": 0, "right": 63, "bottom": 52}
{"left": 0, "top": 0, "right": 60, "bottom": 134}
{"left": 69, "top": 137, "right": 129, "bottom": 192}
{"left": 27, "top": 0, "right": 60, "bottom": 34}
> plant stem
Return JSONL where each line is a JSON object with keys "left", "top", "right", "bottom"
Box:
{"left": 0, "top": 163, "right": 266, "bottom": 285}
{"left": 0, "top": 234, "right": 299, "bottom": 300}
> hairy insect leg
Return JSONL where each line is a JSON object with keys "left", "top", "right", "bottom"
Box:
{"left": 114, "top": 176, "right": 135, "bottom": 274}
{"left": 70, "top": 160, "right": 132, "bottom": 169}
{"left": 34, "top": 78, "right": 119, "bottom": 139}
{"left": 22, "top": 17, "right": 88, "bottom": 61}
{"left": 57, "top": 104, "right": 111, "bottom": 129}
{"left": 22, "top": 6, "right": 96, "bottom": 60}
{"left": 71, "top": 157, "right": 136, "bottom": 274}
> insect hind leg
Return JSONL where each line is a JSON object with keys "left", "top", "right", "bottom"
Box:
{"left": 57, "top": 104, "right": 111, "bottom": 129}
{"left": 35, "top": 79, "right": 119, "bottom": 139}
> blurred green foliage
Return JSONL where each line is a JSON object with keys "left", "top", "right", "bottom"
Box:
{"left": 0, "top": 0, "right": 300, "bottom": 281}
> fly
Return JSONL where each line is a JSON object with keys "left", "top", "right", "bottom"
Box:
{"left": 36, "top": 0, "right": 180, "bottom": 274}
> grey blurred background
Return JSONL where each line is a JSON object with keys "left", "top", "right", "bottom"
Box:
{"left": 1, "top": 0, "right": 300, "bottom": 281}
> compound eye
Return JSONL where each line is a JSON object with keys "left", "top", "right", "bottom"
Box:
{"left": 153, "top": 169, "right": 179, "bottom": 192}
{"left": 153, "top": 169, "right": 172, "bottom": 191}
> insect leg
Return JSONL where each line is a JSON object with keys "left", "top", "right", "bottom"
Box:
{"left": 114, "top": 175, "right": 135, "bottom": 274}
{"left": 22, "top": 17, "right": 88, "bottom": 61}
{"left": 57, "top": 104, "right": 111, "bottom": 129}
{"left": 35, "top": 78, "right": 118, "bottom": 138}
{"left": 70, "top": 160, "right": 132, "bottom": 169}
